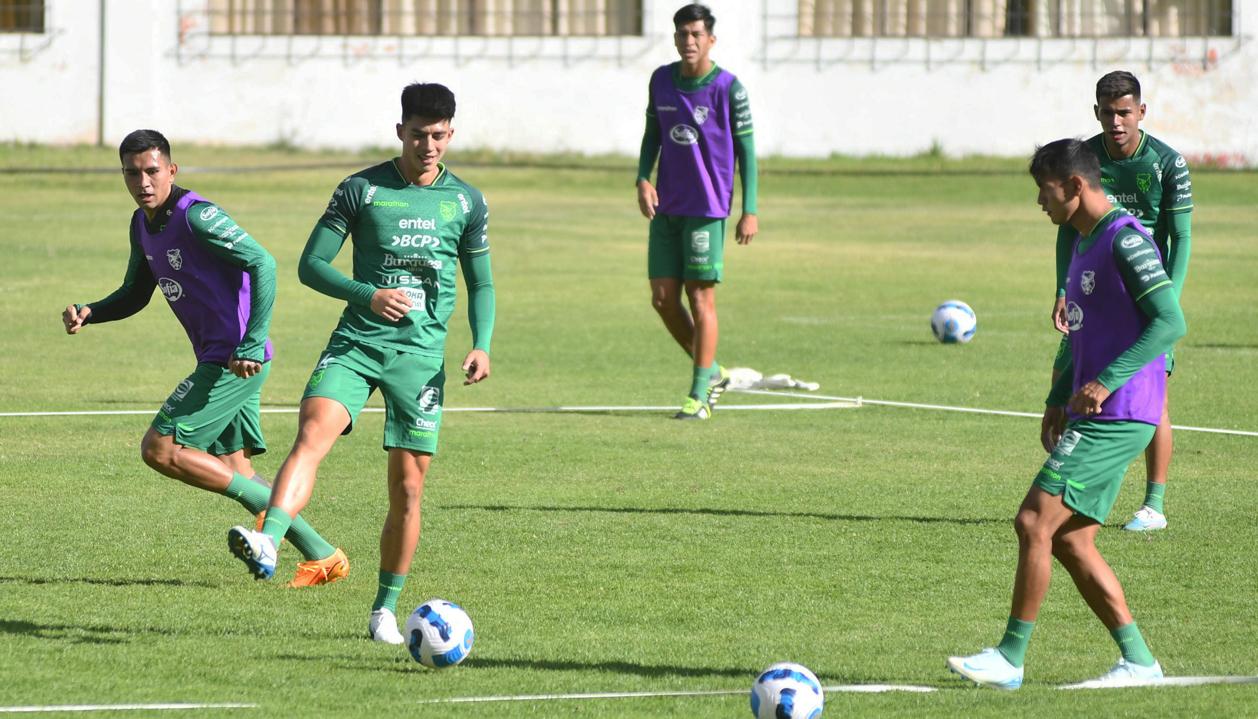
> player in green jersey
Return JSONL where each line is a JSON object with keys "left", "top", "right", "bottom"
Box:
{"left": 1049, "top": 71, "right": 1193, "bottom": 532}
{"left": 227, "top": 83, "right": 496, "bottom": 644}
{"left": 62, "top": 130, "right": 342, "bottom": 585}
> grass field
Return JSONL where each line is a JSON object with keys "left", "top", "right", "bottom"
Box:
{"left": 2, "top": 145, "right": 1257, "bottom": 717}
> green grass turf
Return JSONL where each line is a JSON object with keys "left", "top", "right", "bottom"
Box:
{"left": 1, "top": 146, "right": 1256, "bottom": 717}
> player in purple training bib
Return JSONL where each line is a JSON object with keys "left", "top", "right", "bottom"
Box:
{"left": 636, "top": 3, "right": 759, "bottom": 420}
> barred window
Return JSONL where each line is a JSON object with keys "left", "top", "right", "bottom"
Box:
{"left": 797, "top": 0, "right": 1233, "bottom": 38}
{"left": 207, "top": 0, "right": 642, "bottom": 37}
{"left": 0, "top": 0, "right": 45, "bottom": 33}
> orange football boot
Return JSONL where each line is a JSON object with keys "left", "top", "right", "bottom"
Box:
{"left": 287, "top": 548, "right": 350, "bottom": 588}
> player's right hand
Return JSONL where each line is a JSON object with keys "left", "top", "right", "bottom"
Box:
{"left": 636, "top": 179, "right": 658, "bottom": 220}
{"left": 62, "top": 304, "right": 91, "bottom": 334}
{"left": 370, "top": 288, "right": 413, "bottom": 322}
{"left": 1051, "top": 296, "right": 1069, "bottom": 334}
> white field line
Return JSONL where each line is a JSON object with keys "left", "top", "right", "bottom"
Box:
{"left": 0, "top": 704, "right": 256, "bottom": 714}
{"left": 1059, "top": 675, "right": 1258, "bottom": 690}
{"left": 415, "top": 683, "right": 937, "bottom": 705}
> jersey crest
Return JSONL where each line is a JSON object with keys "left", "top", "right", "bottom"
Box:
{"left": 166, "top": 248, "right": 183, "bottom": 270}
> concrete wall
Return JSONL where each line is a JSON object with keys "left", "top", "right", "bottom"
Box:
{"left": 1, "top": 1, "right": 1253, "bottom": 163}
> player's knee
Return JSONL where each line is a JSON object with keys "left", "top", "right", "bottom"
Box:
{"left": 388, "top": 476, "right": 425, "bottom": 510}
{"left": 1013, "top": 510, "right": 1045, "bottom": 545}
{"left": 140, "top": 434, "right": 174, "bottom": 472}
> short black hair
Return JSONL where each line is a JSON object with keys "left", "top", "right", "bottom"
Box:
{"left": 118, "top": 129, "right": 171, "bottom": 163}
{"left": 400, "top": 83, "right": 456, "bottom": 123}
{"left": 1029, "top": 138, "right": 1101, "bottom": 189}
{"left": 1096, "top": 70, "right": 1141, "bottom": 104}
{"left": 673, "top": 3, "right": 714, "bottom": 32}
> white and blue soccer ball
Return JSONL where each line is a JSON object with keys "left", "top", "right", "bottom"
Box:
{"left": 750, "top": 662, "right": 824, "bottom": 719}
{"left": 404, "top": 598, "right": 474, "bottom": 668}
{"left": 930, "top": 300, "right": 977, "bottom": 344}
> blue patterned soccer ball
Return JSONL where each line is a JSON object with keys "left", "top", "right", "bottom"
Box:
{"left": 750, "top": 662, "right": 824, "bottom": 719}
{"left": 931, "top": 300, "right": 977, "bottom": 343}
{"left": 404, "top": 599, "right": 474, "bottom": 668}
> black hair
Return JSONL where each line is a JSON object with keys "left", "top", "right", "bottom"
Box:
{"left": 400, "top": 83, "right": 456, "bottom": 123}
{"left": 1096, "top": 70, "right": 1141, "bottom": 104}
{"left": 673, "top": 3, "right": 715, "bottom": 32}
{"left": 118, "top": 129, "right": 171, "bottom": 163}
{"left": 1029, "top": 138, "right": 1101, "bottom": 189}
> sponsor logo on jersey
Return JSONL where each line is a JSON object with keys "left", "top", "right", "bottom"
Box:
{"left": 669, "top": 124, "right": 699, "bottom": 145}
{"left": 439, "top": 200, "right": 458, "bottom": 222}
{"left": 1127, "top": 247, "right": 1154, "bottom": 260}
{"left": 458, "top": 193, "right": 471, "bottom": 215}
{"left": 1173, "top": 171, "right": 1188, "bottom": 180}
{"left": 199, "top": 205, "right": 219, "bottom": 222}
{"left": 692, "top": 106, "right": 710, "bottom": 125}
{"left": 1107, "top": 192, "right": 1139, "bottom": 205}
{"left": 1133, "top": 258, "right": 1162, "bottom": 273}
{"left": 373, "top": 200, "right": 409, "bottom": 207}
{"left": 1056, "top": 430, "right": 1082, "bottom": 456}
{"left": 391, "top": 234, "right": 440, "bottom": 249}
{"left": 1120, "top": 236, "right": 1144, "bottom": 249}
{"left": 1136, "top": 173, "right": 1152, "bottom": 192}
{"left": 657, "top": 104, "right": 678, "bottom": 112}
{"left": 1046, "top": 457, "right": 1062, "bottom": 471}
{"left": 400, "top": 286, "right": 426, "bottom": 310}
{"left": 691, "top": 230, "right": 710, "bottom": 253}
{"left": 1175, "top": 155, "right": 1186, "bottom": 168}
{"left": 398, "top": 217, "right": 437, "bottom": 230}
{"left": 173, "top": 379, "right": 194, "bottom": 399}
{"left": 1176, "top": 193, "right": 1192, "bottom": 202}
{"left": 1066, "top": 301, "right": 1083, "bottom": 332}
{"left": 384, "top": 254, "right": 443, "bottom": 270}
{"left": 418, "top": 386, "right": 441, "bottom": 414}
{"left": 734, "top": 88, "right": 747, "bottom": 101}
{"left": 158, "top": 277, "right": 184, "bottom": 302}
{"left": 1080, "top": 270, "right": 1095, "bottom": 295}
{"left": 166, "top": 248, "right": 183, "bottom": 270}
{"left": 1176, "top": 181, "right": 1191, "bottom": 190}
{"left": 365, "top": 185, "right": 379, "bottom": 204}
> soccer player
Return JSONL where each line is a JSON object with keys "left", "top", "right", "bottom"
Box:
{"left": 226, "top": 83, "right": 495, "bottom": 644}
{"left": 636, "top": 3, "right": 758, "bottom": 420}
{"left": 1049, "top": 71, "right": 1193, "bottom": 531}
{"left": 948, "top": 139, "right": 1185, "bottom": 690}
{"left": 62, "top": 129, "right": 345, "bottom": 587}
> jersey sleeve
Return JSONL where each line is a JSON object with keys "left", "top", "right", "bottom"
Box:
{"left": 298, "top": 177, "right": 377, "bottom": 306}
{"left": 729, "top": 78, "right": 758, "bottom": 215}
{"left": 186, "top": 202, "right": 276, "bottom": 362}
{"left": 1163, "top": 153, "right": 1193, "bottom": 215}
{"left": 1113, "top": 228, "right": 1172, "bottom": 303}
{"left": 1053, "top": 224, "right": 1074, "bottom": 297}
{"left": 84, "top": 223, "right": 157, "bottom": 323}
{"left": 637, "top": 82, "right": 661, "bottom": 184}
{"left": 319, "top": 175, "right": 367, "bottom": 237}
{"left": 457, "top": 191, "right": 494, "bottom": 352}
{"left": 458, "top": 191, "right": 489, "bottom": 258}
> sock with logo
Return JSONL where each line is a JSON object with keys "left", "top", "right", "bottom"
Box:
{"left": 996, "top": 616, "right": 1035, "bottom": 668}
{"left": 373, "top": 571, "right": 408, "bottom": 613}
{"left": 1141, "top": 481, "right": 1166, "bottom": 514}
{"left": 261, "top": 506, "right": 294, "bottom": 552}
{"left": 689, "top": 364, "right": 715, "bottom": 400}
{"left": 1111, "top": 622, "right": 1157, "bottom": 667}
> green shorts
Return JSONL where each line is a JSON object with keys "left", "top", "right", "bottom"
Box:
{"left": 152, "top": 361, "right": 269, "bottom": 456}
{"left": 648, "top": 214, "right": 725, "bottom": 282}
{"left": 1033, "top": 419, "right": 1156, "bottom": 523}
{"left": 304, "top": 336, "right": 446, "bottom": 454}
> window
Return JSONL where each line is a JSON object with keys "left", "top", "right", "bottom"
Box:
{"left": 0, "top": 0, "right": 45, "bottom": 33}
{"left": 797, "top": 0, "right": 1234, "bottom": 38}
{"left": 206, "top": 0, "right": 643, "bottom": 37}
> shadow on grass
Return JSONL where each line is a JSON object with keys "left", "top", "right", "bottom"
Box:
{"left": 0, "top": 618, "right": 141, "bottom": 644}
{"left": 0, "top": 575, "right": 217, "bottom": 588}
{"left": 442, "top": 504, "right": 1005, "bottom": 527}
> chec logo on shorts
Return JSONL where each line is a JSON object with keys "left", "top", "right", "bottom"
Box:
{"left": 418, "top": 386, "right": 441, "bottom": 414}
{"left": 199, "top": 205, "right": 219, "bottom": 222}
{"left": 158, "top": 277, "right": 183, "bottom": 302}
{"left": 166, "top": 248, "right": 183, "bottom": 270}
{"left": 1066, "top": 301, "right": 1084, "bottom": 332}
{"left": 1057, "top": 430, "right": 1082, "bottom": 456}
{"left": 692, "top": 106, "right": 710, "bottom": 125}
{"left": 439, "top": 200, "right": 458, "bottom": 222}
{"left": 691, "top": 230, "right": 710, "bottom": 253}
{"left": 173, "top": 379, "right": 194, "bottom": 399}
{"left": 1120, "top": 236, "right": 1144, "bottom": 249}
{"left": 1080, "top": 270, "right": 1095, "bottom": 295}
{"left": 669, "top": 124, "right": 699, "bottom": 145}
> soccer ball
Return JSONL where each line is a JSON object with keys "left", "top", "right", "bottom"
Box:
{"left": 750, "top": 662, "right": 824, "bottom": 719}
{"left": 404, "top": 599, "right": 474, "bottom": 668}
{"left": 930, "top": 300, "right": 977, "bottom": 343}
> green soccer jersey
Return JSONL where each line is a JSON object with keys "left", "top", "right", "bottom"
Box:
{"left": 304, "top": 159, "right": 491, "bottom": 358}
{"left": 1056, "top": 132, "right": 1193, "bottom": 296}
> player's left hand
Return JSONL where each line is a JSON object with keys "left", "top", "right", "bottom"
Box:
{"left": 1068, "top": 381, "right": 1110, "bottom": 417}
{"left": 462, "top": 349, "right": 490, "bottom": 385}
{"left": 736, "top": 213, "right": 757, "bottom": 245}
{"left": 229, "top": 358, "right": 263, "bottom": 379}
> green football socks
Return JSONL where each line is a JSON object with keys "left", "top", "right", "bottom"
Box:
{"left": 373, "top": 571, "right": 408, "bottom": 613}
{"left": 688, "top": 363, "right": 717, "bottom": 400}
{"left": 224, "top": 474, "right": 337, "bottom": 561}
{"left": 1142, "top": 481, "right": 1166, "bottom": 514}
{"left": 1111, "top": 622, "right": 1157, "bottom": 667}
{"left": 996, "top": 616, "right": 1035, "bottom": 668}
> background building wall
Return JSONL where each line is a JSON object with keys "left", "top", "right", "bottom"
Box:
{"left": 0, "top": 1, "right": 1252, "bottom": 163}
